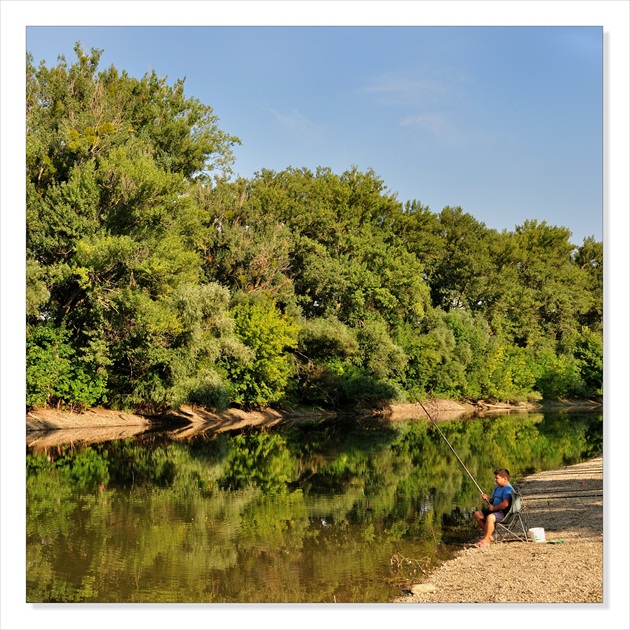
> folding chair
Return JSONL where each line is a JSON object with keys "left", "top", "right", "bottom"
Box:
{"left": 494, "top": 490, "right": 530, "bottom": 542}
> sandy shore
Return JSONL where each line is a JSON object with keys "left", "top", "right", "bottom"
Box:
{"left": 25, "top": 399, "right": 526, "bottom": 450}
{"left": 395, "top": 456, "right": 603, "bottom": 603}
{"left": 25, "top": 404, "right": 332, "bottom": 450}
{"left": 25, "top": 398, "right": 601, "bottom": 432}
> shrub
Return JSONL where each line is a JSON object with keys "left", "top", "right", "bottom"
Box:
{"left": 26, "top": 323, "right": 108, "bottom": 409}
{"left": 533, "top": 349, "right": 584, "bottom": 400}
{"left": 224, "top": 296, "right": 299, "bottom": 409}
{"left": 298, "top": 316, "right": 359, "bottom": 361}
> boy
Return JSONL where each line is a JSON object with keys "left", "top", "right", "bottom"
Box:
{"left": 473, "top": 468, "right": 514, "bottom": 547}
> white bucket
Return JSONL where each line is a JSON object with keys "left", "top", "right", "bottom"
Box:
{"left": 528, "top": 527, "right": 546, "bottom": 543}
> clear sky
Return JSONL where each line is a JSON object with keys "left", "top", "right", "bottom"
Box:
{"left": 25, "top": 24, "right": 603, "bottom": 244}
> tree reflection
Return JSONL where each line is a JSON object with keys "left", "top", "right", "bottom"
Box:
{"left": 27, "top": 411, "right": 602, "bottom": 602}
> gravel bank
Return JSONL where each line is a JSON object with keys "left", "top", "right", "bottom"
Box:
{"left": 395, "top": 456, "right": 603, "bottom": 603}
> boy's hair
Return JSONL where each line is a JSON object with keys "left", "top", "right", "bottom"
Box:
{"left": 494, "top": 468, "right": 510, "bottom": 479}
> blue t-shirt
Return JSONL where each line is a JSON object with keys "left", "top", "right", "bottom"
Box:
{"left": 491, "top": 483, "right": 514, "bottom": 512}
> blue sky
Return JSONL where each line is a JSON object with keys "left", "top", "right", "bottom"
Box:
{"left": 26, "top": 25, "right": 603, "bottom": 244}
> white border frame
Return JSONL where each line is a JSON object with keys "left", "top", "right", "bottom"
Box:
{"left": 2, "top": 3, "right": 628, "bottom": 629}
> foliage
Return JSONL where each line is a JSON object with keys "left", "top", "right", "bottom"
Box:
{"left": 219, "top": 432, "right": 297, "bottom": 491}
{"left": 297, "top": 316, "right": 359, "bottom": 362}
{"left": 532, "top": 348, "right": 584, "bottom": 400}
{"left": 298, "top": 361, "right": 403, "bottom": 409}
{"left": 26, "top": 44, "right": 602, "bottom": 412}
{"left": 26, "top": 323, "right": 109, "bottom": 409}
{"left": 572, "top": 327, "right": 603, "bottom": 396}
{"left": 26, "top": 44, "right": 242, "bottom": 411}
{"left": 222, "top": 296, "right": 299, "bottom": 409}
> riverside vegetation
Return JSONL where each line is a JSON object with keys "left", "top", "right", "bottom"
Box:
{"left": 26, "top": 44, "right": 603, "bottom": 417}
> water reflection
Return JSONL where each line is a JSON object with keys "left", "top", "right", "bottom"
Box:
{"left": 26, "top": 411, "right": 602, "bottom": 602}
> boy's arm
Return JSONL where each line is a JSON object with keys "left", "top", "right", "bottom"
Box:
{"left": 489, "top": 497, "right": 510, "bottom": 512}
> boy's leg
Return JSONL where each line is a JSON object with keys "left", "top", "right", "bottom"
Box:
{"left": 473, "top": 510, "right": 486, "bottom": 531}
{"left": 475, "top": 514, "right": 496, "bottom": 546}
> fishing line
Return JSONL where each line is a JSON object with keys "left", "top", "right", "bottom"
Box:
{"left": 418, "top": 401, "right": 490, "bottom": 504}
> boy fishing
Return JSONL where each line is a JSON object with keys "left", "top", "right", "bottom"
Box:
{"left": 473, "top": 468, "right": 515, "bottom": 547}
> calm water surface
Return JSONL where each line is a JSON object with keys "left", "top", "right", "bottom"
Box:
{"left": 26, "top": 410, "right": 602, "bottom": 602}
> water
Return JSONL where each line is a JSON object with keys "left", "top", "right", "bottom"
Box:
{"left": 26, "top": 410, "right": 602, "bottom": 603}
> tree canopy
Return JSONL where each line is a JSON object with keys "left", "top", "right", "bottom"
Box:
{"left": 26, "top": 45, "right": 603, "bottom": 412}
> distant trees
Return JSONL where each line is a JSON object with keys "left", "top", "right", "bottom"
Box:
{"left": 26, "top": 45, "right": 603, "bottom": 412}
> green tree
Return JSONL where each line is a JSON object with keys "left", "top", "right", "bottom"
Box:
{"left": 26, "top": 42, "right": 602, "bottom": 411}
{"left": 231, "top": 167, "right": 430, "bottom": 327}
{"left": 26, "top": 43, "right": 241, "bottom": 410}
{"left": 573, "top": 236, "right": 603, "bottom": 331}
{"left": 223, "top": 296, "right": 299, "bottom": 408}
{"left": 493, "top": 220, "right": 590, "bottom": 349}
{"left": 26, "top": 323, "right": 109, "bottom": 409}
{"left": 425, "top": 206, "right": 495, "bottom": 311}
{"left": 572, "top": 326, "right": 603, "bottom": 396}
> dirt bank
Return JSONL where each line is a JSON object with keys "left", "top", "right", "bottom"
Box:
{"left": 25, "top": 404, "right": 339, "bottom": 450}
{"left": 24, "top": 398, "right": 542, "bottom": 432}
{"left": 378, "top": 398, "right": 539, "bottom": 421}
{"left": 26, "top": 398, "right": 601, "bottom": 450}
{"left": 395, "top": 456, "right": 603, "bottom": 603}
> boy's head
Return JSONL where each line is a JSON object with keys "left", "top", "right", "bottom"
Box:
{"left": 494, "top": 468, "right": 510, "bottom": 486}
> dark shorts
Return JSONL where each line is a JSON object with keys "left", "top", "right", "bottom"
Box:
{"left": 482, "top": 508, "right": 506, "bottom": 522}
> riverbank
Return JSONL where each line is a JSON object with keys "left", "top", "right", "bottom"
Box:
{"left": 23, "top": 401, "right": 604, "bottom": 604}
{"left": 25, "top": 398, "right": 601, "bottom": 450}
{"left": 25, "top": 397, "right": 602, "bottom": 432}
{"left": 25, "top": 399, "right": 473, "bottom": 433}
{"left": 395, "top": 455, "right": 604, "bottom": 603}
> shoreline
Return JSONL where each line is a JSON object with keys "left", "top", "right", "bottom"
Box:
{"left": 25, "top": 397, "right": 602, "bottom": 452}
{"left": 26, "top": 397, "right": 602, "bottom": 431}
{"left": 395, "top": 455, "right": 604, "bottom": 603}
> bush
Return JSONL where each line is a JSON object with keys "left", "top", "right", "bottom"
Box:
{"left": 298, "top": 317, "right": 359, "bottom": 361}
{"left": 355, "top": 319, "right": 407, "bottom": 382}
{"left": 224, "top": 296, "right": 299, "bottom": 409}
{"left": 173, "top": 369, "right": 232, "bottom": 411}
{"left": 483, "top": 344, "right": 539, "bottom": 402}
{"left": 26, "top": 323, "right": 108, "bottom": 409}
{"left": 298, "top": 361, "right": 402, "bottom": 409}
{"left": 533, "top": 349, "right": 584, "bottom": 400}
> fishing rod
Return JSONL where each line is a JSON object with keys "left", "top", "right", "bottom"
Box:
{"left": 418, "top": 401, "right": 490, "bottom": 504}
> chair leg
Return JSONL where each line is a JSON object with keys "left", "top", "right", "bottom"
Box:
{"left": 496, "top": 514, "right": 530, "bottom": 542}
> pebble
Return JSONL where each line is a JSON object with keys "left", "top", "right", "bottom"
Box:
{"left": 411, "top": 583, "right": 437, "bottom": 594}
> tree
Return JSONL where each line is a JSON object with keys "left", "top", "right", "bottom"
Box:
{"left": 223, "top": 296, "right": 299, "bottom": 409}
{"left": 26, "top": 43, "right": 241, "bottom": 410}
{"left": 227, "top": 167, "right": 431, "bottom": 328}
{"left": 573, "top": 236, "right": 603, "bottom": 331}
{"left": 504, "top": 220, "right": 590, "bottom": 349}
{"left": 26, "top": 43, "right": 602, "bottom": 411}
{"left": 424, "top": 206, "right": 494, "bottom": 311}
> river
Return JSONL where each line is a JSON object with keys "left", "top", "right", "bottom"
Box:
{"left": 26, "top": 409, "right": 602, "bottom": 603}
